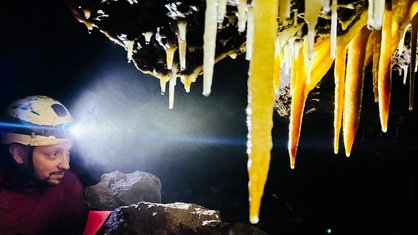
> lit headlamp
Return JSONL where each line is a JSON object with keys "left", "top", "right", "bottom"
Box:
{"left": 0, "top": 120, "right": 73, "bottom": 139}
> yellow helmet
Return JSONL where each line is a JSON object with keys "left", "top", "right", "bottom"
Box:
{"left": 1, "top": 95, "right": 73, "bottom": 146}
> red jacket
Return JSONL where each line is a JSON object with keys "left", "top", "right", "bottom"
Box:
{"left": 0, "top": 169, "right": 89, "bottom": 235}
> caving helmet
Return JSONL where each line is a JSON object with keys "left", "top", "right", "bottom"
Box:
{"left": 0, "top": 95, "right": 73, "bottom": 146}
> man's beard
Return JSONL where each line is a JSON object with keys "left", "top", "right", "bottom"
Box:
{"left": 43, "top": 171, "right": 66, "bottom": 186}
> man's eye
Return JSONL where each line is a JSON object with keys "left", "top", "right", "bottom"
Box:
{"left": 48, "top": 152, "right": 58, "bottom": 159}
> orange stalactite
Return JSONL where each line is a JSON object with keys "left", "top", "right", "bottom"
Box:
{"left": 288, "top": 36, "right": 334, "bottom": 167}
{"left": 377, "top": 6, "right": 393, "bottom": 133}
{"left": 306, "top": 36, "right": 334, "bottom": 92}
{"left": 343, "top": 26, "right": 370, "bottom": 157}
{"left": 410, "top": 14, "right": 418, "bottom": 110}
{"left": 288, "top": 44, "right": 307, "bottom": 169}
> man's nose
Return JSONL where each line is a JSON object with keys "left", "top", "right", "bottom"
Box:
{"left": 58, "top": 155, "right": 70, "bottom": 170}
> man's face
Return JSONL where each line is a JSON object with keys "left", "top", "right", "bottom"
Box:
{"left": 31, "top": 141, "right": 72, "bottom": 185}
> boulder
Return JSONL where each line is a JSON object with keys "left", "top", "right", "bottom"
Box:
{"left": 84, "top": 170, "right": 162, "bottom": 210}
{"left": 97, "top": 201, "right": 267, "bottom": 235}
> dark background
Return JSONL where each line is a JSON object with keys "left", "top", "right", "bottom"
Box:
{"left": 1, "top": 1, "right": 418, "bottom": 235}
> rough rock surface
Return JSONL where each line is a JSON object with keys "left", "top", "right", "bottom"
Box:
{"left": 65, "top": 0, "right": 247, "bottom": 78}
{"left": 84, "top": 170, "right": 162, "bottom": 210}
{"left": 97, "top": 201, "right": 268, "bottom": 235}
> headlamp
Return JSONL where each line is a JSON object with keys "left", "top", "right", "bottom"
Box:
{"left": 0, "top": 120, "right": 73, "bottom": 139}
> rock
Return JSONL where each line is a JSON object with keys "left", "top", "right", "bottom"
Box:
{"left": 65, "top": 0, "right": 247, "bottom": 79}
{"left": 98, "top": 202, "right": 221, "bottom": 234}
{"left": 84, "top": 170, "right": 162, "bottom": 210}
{"left": 97, "top": 202, "right": 268, "bottom": 235}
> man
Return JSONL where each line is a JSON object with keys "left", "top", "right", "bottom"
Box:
{"left": 0, "top": 95, "right": 89, "bottom": 235}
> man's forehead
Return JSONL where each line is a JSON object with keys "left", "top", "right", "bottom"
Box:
{"left": 36, "top": 142, "right": 73, "bottom": 151}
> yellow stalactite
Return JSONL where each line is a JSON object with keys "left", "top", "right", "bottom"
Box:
{"left": 246, "top": 0, "right": 278, "bottom": 224}
{"left": 274, "top": 54, "right": 281, "bottom": 93}
{"left": 333, "top": 45, "right": 347, "bottom": 154}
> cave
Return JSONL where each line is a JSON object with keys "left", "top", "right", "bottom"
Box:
{"left": 0, "top": 1, "right": 417, "bottom": 234}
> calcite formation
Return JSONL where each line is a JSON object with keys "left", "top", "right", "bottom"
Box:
{"left": 66, "top": 0, "right": 418, "bottom": 224}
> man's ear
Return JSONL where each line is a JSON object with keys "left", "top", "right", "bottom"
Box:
{"left": 9, "top": 143, "right": 27, "bottom": 164}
